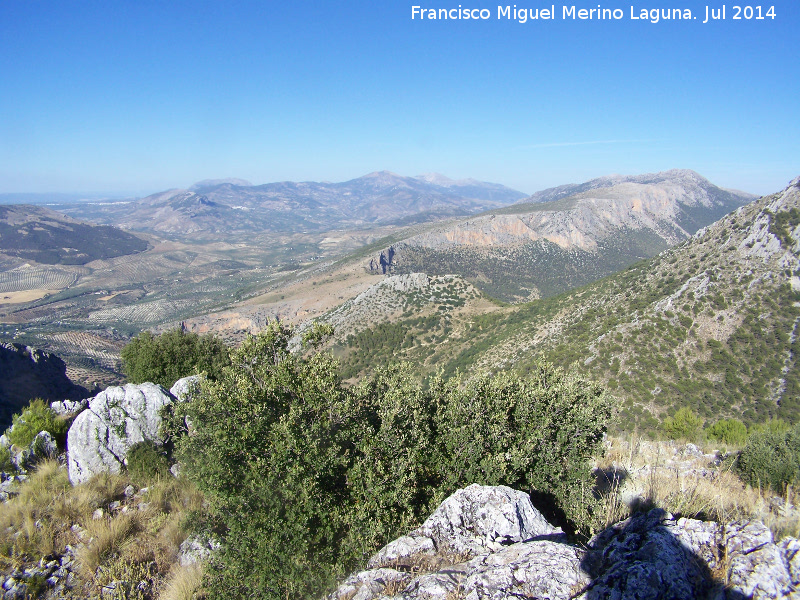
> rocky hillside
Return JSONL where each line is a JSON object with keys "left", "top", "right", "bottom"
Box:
{"left": 335, "top": 176, "right": 800, "bottom": 431}
{"left": 56, "top": 172, "right": 526, "bottom": 239}
{"left": 0, "top": 205, "right": 148, "bottom": 265}
{"left": 374, "top": 170, "right": 752, "bottom": 302}
{"left": 0, "top": 342, "right": 91, "bottom": 430}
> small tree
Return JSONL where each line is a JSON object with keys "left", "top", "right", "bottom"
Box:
{"left": 706, "top": 418, "right": 748, "bottom": 446}
{"left": 736, "top": 425, "right": 800, "bottom": 494}
{"left": 6, "top": 398, "right": 68, "bottom": 449}
{"left": 662, "top": 407, "right": 703, "bottom": 441}
{"left": 121, "top": 328, "right": 230, "bottom": 388}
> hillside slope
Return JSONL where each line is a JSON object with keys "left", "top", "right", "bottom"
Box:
{"left": 0, "top": 205, "right": 148, "bottom": 265}
{"left": 375, "top": 170, "right": 752, "bottom": 302}
{"left": 334, "top": 176, "right": 800, "bottom": 431}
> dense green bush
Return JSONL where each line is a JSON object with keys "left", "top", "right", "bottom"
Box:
{"left": 735, "top": 425, "right": 800, "bottom": 494}
{"left": 662, "top": 407, "right": 703, "bottom": 441}
{"left": 706, "top": 418, "right": 748, "bottom": 446}
{"left": 121, "top": 328, "right": 230, "bottom": 388}
{"left": 6, "top": 399, "right": 68, "bottom": 449}
{"left": 126, "top": 440, "right": 170, "bottom": 483}
{"left": 174, "top": 321, "right": 614, "bottom": 600}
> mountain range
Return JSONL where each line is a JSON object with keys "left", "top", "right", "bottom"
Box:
{"left": 0, "top": 205, "right": 148, "bottom": 265}
{"left": 372, "top": 169, "right": 753, "bottom": 301}
{"left": 54, "top": 172, "right": 528, "bottom": 239}
{"left": 333, "top": 176, "right": 800, "bottom": 431}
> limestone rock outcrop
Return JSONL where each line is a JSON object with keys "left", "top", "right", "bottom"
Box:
{"left": 329, "top": 485, "right": 800, "bottom": 600}
{"left": 66, "top": 383, "right": 172, "bottom": 484}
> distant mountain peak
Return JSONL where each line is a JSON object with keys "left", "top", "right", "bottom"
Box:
{"left": 190, "top": 178, "right": 252, "bottom": 191}
{"left": 416, "top": 173, "right": 456, "bottom": 186}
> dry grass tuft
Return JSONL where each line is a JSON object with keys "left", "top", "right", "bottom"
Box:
{"left": 0, "top": 459, "right": 207, "bottom": 599}
{"left": 159, "top": 563, "right": 205, "bottom": 600}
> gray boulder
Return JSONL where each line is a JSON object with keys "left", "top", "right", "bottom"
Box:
{"left": 169, "top": 375, "right": 202, "bottom": 402}
{"left": 66, "top": 383, "right": 173, "bottom": 484}
{"left": 368, "top": 484, "right": 561, "bottom": 571}
{"left": 50, "top": 398, "right": 89, "bottom": 416}
{"left": 330, "top": 486, "right": 800, "bottom": 600}
{"left": 14, "top": 431, "right": 58, "bottom": 471}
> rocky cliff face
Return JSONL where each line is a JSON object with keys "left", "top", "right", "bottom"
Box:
{"left": 330, "top": 484, "right": 799, "bottom": 600}
{"left": 399, "top": 170, "right": 749, "bottom": 252}
{"left": 0, "top": 342, "right": 91, "bottom": 431}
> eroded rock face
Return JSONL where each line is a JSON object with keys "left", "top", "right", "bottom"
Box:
{"left": 330, "top": 485, "right": 800, "bottom": 600}
{"left": 66, "top": 383, "right": 172, "bottom": 484}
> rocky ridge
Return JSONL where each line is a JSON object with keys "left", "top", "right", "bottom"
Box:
{"left": 0, "top": 342, "right": 91, "bottom": 431}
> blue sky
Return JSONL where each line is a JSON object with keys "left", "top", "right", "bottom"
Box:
{"left": 1, "top": 1, "right": 797, "bottom": 196}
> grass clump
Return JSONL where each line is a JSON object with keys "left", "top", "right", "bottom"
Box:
{"left": 0, "top": 458, "right": 205, "bottom": 599}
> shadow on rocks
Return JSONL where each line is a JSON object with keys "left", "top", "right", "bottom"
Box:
{"left": 579, "top": 508, "right": 748, "bottom": 600}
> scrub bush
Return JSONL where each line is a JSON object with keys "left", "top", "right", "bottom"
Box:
{"left": 174, "top": 321, "right": 613, "bottom": 600}
{"left": 6, "top": 398, "right": 68, "bottom": 449}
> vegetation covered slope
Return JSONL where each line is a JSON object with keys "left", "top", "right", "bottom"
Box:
{"left": 336, "top": 177, "right": 800, "bottom": 432}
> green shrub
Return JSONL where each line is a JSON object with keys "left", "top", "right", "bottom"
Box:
{"left": 662, "top": 407, "right": 703, "bottom": 442}
{"left": 706, "top": 418, "right": 748, "bottom": 446}
{"left": 735, "top": 425, "right": 800, "bottom": 494}
{"left": 121, "top": 328, "right": 230, "bottom": 388}
{"left": 750, "top": 418, "right": 792, "bottom": 435}
{"left": 0, "top": 446, "right": 13, "bottom": 473}
{"left": 126, "top": 440, "right": 170, "bottom": 483}
{"left": 6, "top": 399, "right": 68, "bottom": 449}
{"left": 175, "top": 322, "right": 614, "bottom": 599}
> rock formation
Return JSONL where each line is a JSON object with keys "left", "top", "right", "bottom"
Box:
{"left": 329, "top": 484, "right": 800, "bottom": 600}
{"left": 66, "top": 382, "right": 173, "bottom": 484}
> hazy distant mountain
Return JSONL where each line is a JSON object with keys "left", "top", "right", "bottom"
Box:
{"left": 415, "top": 173, "right": 529, "bottom": 203}
{"left": 57, "top": 172, "right": 527, "bottom": 239}
{"left": 190, "top": 178, "right": 253, "bottom": 191}
{"left": 0, "top": 205, "right": 148, "bottom": 265}
{"left": 372, "top": 170, "right": 753, "bottom": 301}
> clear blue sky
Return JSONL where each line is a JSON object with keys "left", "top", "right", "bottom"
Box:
{"left": 1, "top": 0, "right": 797, "bottom": 196}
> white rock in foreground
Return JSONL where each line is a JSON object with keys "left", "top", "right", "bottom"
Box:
{"left": 67, "top": 383, "right": 172, "bottom": 484}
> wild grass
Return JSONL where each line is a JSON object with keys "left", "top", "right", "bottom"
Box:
{"left": 159, "top": 563, "right": 205, "bottom": 600}
{"left": 0, "top": 460, "right": 206, "bottom": 599}
{"left": 595, "top": 434, "right": 800, "bottom": 539}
